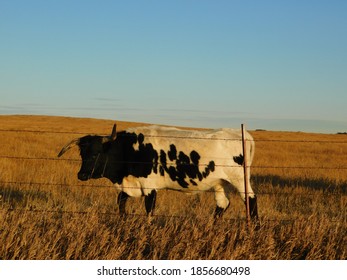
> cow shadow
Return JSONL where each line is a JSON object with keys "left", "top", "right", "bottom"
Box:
{"left": 0, "top": 185, "right": 49, "bottom": 208}
{"left": 251, "top": 174, "right": 347, "bottom": 194}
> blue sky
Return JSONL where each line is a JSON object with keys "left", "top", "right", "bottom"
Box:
{"left": 1, "top": 0, "right": 346, "bottom": 133}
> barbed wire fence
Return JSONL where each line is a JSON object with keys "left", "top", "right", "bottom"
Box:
{"left": 0, "top": 126, "right": 346, "bottom": 223}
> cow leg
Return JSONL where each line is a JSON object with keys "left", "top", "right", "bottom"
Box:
{"left": 228, "top": 173, "right": 260, "bottom": 227}
{"left": 213, "top": 184, "right": 229, "bottom": 219}
{"left": 248, "top": 195, "right": 260, "bottom": 229}
{"left": 214, "top": 206, "right": 225, "bottom": 218}
{"left": 144, "top": 190, "right": 157, "bottom": 216}
{"left": 248, "top": 195, "right": 259, "bottom": 220}
{"left": 117, "top": 191, "right": 129, "bottom": 215}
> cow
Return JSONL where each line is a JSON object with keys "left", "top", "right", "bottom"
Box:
{"left": 58, "top": 124, "right": 258, "bottom": 221}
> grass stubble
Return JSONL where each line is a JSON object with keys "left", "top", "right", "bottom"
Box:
{"left": 0, "top": 115, "right": 346, "bottom": 259}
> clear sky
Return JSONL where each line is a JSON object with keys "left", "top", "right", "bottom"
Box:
{"left": 1, "top": 0, "right": 346, "bottom": 133}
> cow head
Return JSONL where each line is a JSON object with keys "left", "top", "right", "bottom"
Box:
{"left": 58, "top": 124, "right": 125, "bottom": 183}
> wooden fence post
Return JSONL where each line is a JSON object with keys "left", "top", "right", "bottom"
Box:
{"left": 241, "top": 124, "right": 251, "bottom": 226}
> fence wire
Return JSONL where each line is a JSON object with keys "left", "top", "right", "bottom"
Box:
{"left": 0, "top": 207, "right": 305, "bottom": 225}
{"left": 0, "top": 206, "right": 345, "bottom": 226}
{"left": 1, "top": 127, "right": 346, "bottom": 220}
{"left": 1, "top": 154, "right": 347, "bottom": 171}
{"left": 1, "top": 128, "right": 347, "bottom": 143}
{"left": 0, "top": 179, "right": 345, "bottom": 197}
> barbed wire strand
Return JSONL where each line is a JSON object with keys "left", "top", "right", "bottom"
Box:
{"left": 1, "top": 154, "right": 347, "bottom": 170}
{"left": 1, "top": 180, "right": 345, "bottom": 196}
{"left": 1, "top": 128, "right": 347, "bottom": 143}
{"left": 0, "top": 207, "right": 345, "bottom": 225}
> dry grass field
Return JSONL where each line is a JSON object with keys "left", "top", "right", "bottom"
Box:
{"left": 0, "top": 115, "right": 346, "bottom": 259}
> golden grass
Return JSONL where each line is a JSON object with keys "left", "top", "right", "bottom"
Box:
{"left": 0, "top": 115, "right": 346, "bottom": 259}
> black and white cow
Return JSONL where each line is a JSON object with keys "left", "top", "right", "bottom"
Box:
{"left": 58, "top": 124, "right": 258, "bottom": 220}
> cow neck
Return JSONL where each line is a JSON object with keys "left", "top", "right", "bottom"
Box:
{"left": 103, "top": 133, "right": 129, "bottom": 184}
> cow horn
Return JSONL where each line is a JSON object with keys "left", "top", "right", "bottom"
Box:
{"left": 57, "top": 138, "right": 80, "bottom": 157}
{"left": 110, "top": 123, "right": 117, "bottom": 140}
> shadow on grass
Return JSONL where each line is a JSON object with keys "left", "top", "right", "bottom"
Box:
{"left": 252, "top": 174, "right": 347, "bottom": 194}
{"left": 0, "top": 185, "right": 49, "bottom": 208}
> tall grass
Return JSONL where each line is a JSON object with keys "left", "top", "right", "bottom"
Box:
{"left": 0, "top": 115, "right": 346, "bottom": 259}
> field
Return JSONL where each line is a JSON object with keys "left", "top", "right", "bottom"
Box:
{"left": 0, "top": 115, "right": 346, "bottom": 259}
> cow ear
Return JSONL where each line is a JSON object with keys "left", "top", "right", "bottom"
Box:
{"left": 111, "top": 124, "right": 117, "bottom": 140}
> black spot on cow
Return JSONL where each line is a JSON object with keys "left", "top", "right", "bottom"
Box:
{"left": 121, "top": 132, "right": 159, "bottom": 178}
{"left": 233, "top": 154, "right": 244, "bottom": 166}
{"left": 159, "top": 145, "right": 215, "bottom": 188}
{"left": 203, "top": 161, "right": 215, "bottom": 178}
{"left": 190, "top": 179, "right": 198, "bottom": 186}
{"left": 138, "top": 133, "right": 145, "bottom": 144}
{"left": 159, "top": 150, "right": 166, "bottom": 176}
{"left": 190, "top": 150, "right": 200, "bottom": 165}
{"left": 168, "top": 144, "right": 177, "bottom": 161}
